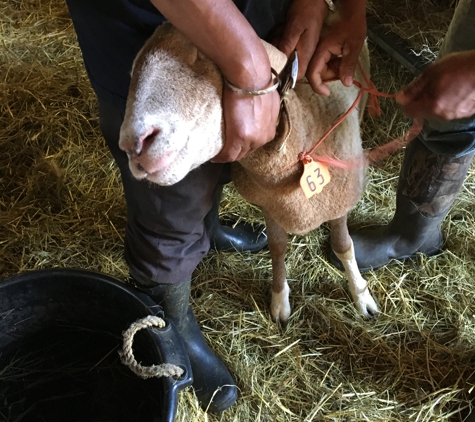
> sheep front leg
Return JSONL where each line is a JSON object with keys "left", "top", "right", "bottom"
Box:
{"left": 263, "top": 210, "right": 290, "bottom": 325}
{"left": 330, "top": 216, "right": 379, "bottom": 317}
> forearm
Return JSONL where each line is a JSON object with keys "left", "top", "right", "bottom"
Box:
{"left": 331, "top": 0, "right": 367, "bottom": 23}
{"left": 150, "top": 0, "right": 272, "bottom": 90}
{"left": 335, "top": 0, "right": 367, "bottom": 39}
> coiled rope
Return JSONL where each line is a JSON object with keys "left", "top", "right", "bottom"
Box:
{"left": 119, "top": 315, "right": 184, "bottom": 379}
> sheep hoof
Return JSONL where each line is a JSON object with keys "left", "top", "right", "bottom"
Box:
{"left": 355, "top": 290, "right": 379, "bottom": 318}
{"left": 270, "top": 305, "right": 291, "bottom": 326}
{"left": 270, "top": 290, "right": 291, "bottom": 326}
{"left": 273, "top": 317, "right": 289, "bottom": 328}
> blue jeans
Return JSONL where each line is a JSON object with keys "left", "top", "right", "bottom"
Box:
{"left": 420, "top": 0, "right": 475, "bottom": 157}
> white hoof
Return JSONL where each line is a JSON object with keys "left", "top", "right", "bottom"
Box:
{"left": 355, "top": 289, "right": 379, "bottom": 317}
{"left": 270, "top": 283, "right": 291, "bottom": 324}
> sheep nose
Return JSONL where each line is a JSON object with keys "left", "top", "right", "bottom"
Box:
{"left": 123, "top": 127, "right": 160, "bottom": 156}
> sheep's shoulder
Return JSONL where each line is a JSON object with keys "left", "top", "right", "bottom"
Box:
{"left": 232, "top": 80, "right": 366, "bottom": 234}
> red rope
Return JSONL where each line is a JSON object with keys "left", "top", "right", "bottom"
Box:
{"left": 366, "top": 119, "right": 423, "bottom": 164}
{"left": 282, "top": 65, "right": 420, "bottom": 172}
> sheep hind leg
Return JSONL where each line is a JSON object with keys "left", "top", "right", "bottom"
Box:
{"left": 330, "top": 216, "right": 379, "bottom": 317}
{"left": 263, "top": 210, "right": 291, "bottom": 325}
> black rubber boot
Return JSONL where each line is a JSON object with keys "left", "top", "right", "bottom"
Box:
{"left": 330, "top": 137, "right": 474, "bottom": 272}
{"left": 205, "top": 184, "right": 267, "bottom": 253}
{"left": 135, "top": 279, "right": 237, "bottom": 413}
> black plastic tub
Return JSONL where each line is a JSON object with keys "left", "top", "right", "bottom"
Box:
{"left": 0, "top": 268, "right": 192, "bottom": 422}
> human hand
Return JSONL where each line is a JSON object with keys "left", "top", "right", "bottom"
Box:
{"left": 211, "top": 86, "right": 281, "bottom": 162}
{"left": 274, "top": 0, "right": 329, "bottom": 80}
{"left": 395, "top": 50, "right": 475, "bottom": 121}
{"left": 150, "top": 0, "right": 281, "bottom": 162}
{"left": 306, "top": 0, "right": 367, "bottom": 95}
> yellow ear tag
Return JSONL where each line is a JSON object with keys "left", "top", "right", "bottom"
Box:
{"left": 300, "top": 157, "right": 331, "bottom": 199}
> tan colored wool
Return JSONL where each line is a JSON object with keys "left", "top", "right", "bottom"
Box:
{"left": 120, "top": 22, "right": 378, "bottom": 324}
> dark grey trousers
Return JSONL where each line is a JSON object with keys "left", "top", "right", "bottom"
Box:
{"left": 99, "top": 102, "right": 225, "bottom": 286}
{"left": 90, "top": 1, "right": 292, "bottom": 285}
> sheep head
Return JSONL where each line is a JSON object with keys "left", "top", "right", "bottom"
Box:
{"left": 119, "top": 23, "right": 224, "bottom": 186}
{"left": 120, "top": 23, "right": 287, "bottom": 186}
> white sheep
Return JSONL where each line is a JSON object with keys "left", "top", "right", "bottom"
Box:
{"left": 119, "top": 22, "right": 378, "bottom": 324}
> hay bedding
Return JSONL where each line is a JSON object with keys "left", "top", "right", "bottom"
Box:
{"left": 1, "top": 0, "right": 475, "bottom": 421}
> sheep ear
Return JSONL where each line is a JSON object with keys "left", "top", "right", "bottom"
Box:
{"left": 260, "top": 40, "right": 288, "bottom": 74}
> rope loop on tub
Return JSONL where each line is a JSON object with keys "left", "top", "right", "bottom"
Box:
{"left": 119, "top": 315, "right": 184, "bottom": 379}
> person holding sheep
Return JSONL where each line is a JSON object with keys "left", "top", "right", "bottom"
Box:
{"left": 330, "top": 0, "right": 475, "bottom": 274}
{"left": 65, "top": 0, "right": 367, "bottom": 413}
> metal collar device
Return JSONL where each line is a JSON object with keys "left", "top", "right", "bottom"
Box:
{"left": 278, "top": 50, "right": 299, "bottom": 99}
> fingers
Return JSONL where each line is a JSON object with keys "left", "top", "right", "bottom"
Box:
{"left": 277, "top": 29, "right": 316, "bottom": 80}
{"left": 395, "top": 53, "right": 475, "bottom": 120}
{"left": 212, "top": 143, "right": 246, "bottom": 163}
{"left": 307, "top": 49, "right": 341, "bottom": 95}
{"left": 294, "top": 32, "right": 319, "bottom": 80}
{"left": 274, "top": 0, "right": 328, "bottom": 78}
{"left": 395, "top": 73, "right": 433, "bottom": 119}
{"left": 307, "top": 49, "right": 327, "bottom": 87}
{"left": 212, "top": 125, "right": 272, "bottom": 163}
{"left": 212, "top": 89, "right": 280, "bottom": 163}
{"left": 308, "top": 37, "right": 364, "bottom": 95}
{"left": 275, "top": 21, "right": 321, "bottom": 80}
{"left": 212, "top": 128, "right": 275, "bottom": 163}
{"left": 338, "top": 39, "right": 362, "bottom": 87}
{"left": 307, "top": 13, "right": 366, "bottom": 94}
{"left": 275, "top": 22, "right": 301, "bottom": 58}
{"left": 395, "top": 74, "right": 427, "bottom": 106}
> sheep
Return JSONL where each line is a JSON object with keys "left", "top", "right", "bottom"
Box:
{"left": 119, "top": 22, "right": 379, "bottom": 324}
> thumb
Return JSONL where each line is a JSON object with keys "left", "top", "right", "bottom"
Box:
{"left": 395, "top": 90, "right": 409, "bottom": 105}
{"left": 274, "top": 24, "right": 300, "bottom": 58}
{"left": 396, "top": 75, "right": 426, "bottom": 105}
{"left": 339, "top": 42, "right": 359, "bottom": 87}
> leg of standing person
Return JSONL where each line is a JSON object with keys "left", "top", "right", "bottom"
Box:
{"left": 66, "top": 0, "right": 290, "bottom": 412}
{"left": 100, "top": 101, "right": 239, "bottom": 412}
{"left": 330, "top": 0, "right": 475, "bottom": 272}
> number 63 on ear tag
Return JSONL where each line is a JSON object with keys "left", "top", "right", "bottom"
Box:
{"left": 300, "top": 158, "right": 331, "bottom": 199}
